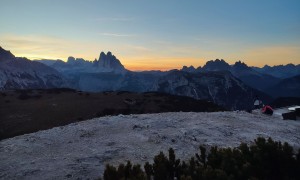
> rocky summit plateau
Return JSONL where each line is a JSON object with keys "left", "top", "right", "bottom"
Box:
{"left": 1, "top": 111, "right": 299, "bottom": 179}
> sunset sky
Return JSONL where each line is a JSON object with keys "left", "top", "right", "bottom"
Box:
{"left": 0, "top": 0, "right": 299, "bottom": 70}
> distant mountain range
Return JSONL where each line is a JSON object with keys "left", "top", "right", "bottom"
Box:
{"left": 182, "top": 59, "right": 300, "bottom": 79}
{"left": 253, "top": 64, "right": 300, "bottom": 78}
{"left": 36, "top": 51, "right": 126, "bottom": 74}
{"left": 1, "top": 46, "right": 299, "bottom": 109}
{"left": 180, "top": 59, "right": 300, "bottom": 92}
{"left": 266, "top": 75, "right": 300, "bottom": 98}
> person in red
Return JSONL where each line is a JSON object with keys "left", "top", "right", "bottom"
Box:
{"left": 262, "top": 105, "right": 273, "bottom": 115}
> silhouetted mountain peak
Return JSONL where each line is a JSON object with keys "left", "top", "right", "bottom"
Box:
{"left": 99, "top": 52, "right": 106, "bottom": 60}
{"left": 107, "top": 51, "right": 113, "bottom": 57}
{"left": 181, "top": 65, "right": 196, "bottom": 72}
{"left": 285, "top": 63, "right": 295, "bottom": 68}
{"left": 98, "top": 51, "right": 116, "bottom": 62}
{"left": 233, "top": 61, "right": 250, "bottom": 70}
{"left": 95, "top": 51, "right": 125, "bottom": 71}
{"left": 263, "top": 65, "right": 271, "bottom": 68}
{"left": 202, "top": 59, "right": 230, "bottom": 71}
{"left": 75, "top": 58, "right": 85, "bottom": 62}
{"left": 0, "top": 46, "right": 15, "bottom": 61}
{"left": 67, "top": 56, "right": 76, "bottom": 64}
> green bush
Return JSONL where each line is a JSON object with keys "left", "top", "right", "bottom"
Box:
{"left": 103, "top": 137, "right": 300, "bottom": 180}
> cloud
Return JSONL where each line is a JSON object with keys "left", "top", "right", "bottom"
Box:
{"left": 0, "top": 34, "right": 98, "bottom": 60}
{"left": 124, "top": 45, "right": 152, "bottom": 52}
{"left": 2, "top": 35, "right": 70, "bottom": 48}
{"left": 94, "top": 17, "right": 135, "bottom": 22}
{"left": 99, "top": 33, "right": 136, "bottom": 37}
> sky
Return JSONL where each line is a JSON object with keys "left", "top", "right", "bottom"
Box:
{"left": 0, "top": 0, "right": 299, "bottom": 71}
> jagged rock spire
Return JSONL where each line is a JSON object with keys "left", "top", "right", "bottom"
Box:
{"left": 95, "top": 51, "right": 125, "bottom": 71}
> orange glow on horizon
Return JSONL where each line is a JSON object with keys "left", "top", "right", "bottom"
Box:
{"left": 2, "top": 33, "right": 299, "bottom": 71}
{"left": 19, "top": 53, "right": 300, "bottom": 71}
{"left": 122, "top": 57, "right": 204, "bottom": 71}
{"left": 8, "top": 46, "right": 300, "bottom": 71}
{"left": 125, "top": 64, "right": 181, "bottom": 71}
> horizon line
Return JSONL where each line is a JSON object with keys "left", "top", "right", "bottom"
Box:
{"left": 1, "top": 46, "right": 298, "bottom": 71}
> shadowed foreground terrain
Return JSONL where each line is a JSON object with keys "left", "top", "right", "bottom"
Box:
{"left": 0, "top": 88, "right": 224, "bottom": 140}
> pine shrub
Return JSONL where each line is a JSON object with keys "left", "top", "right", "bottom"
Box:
{"left": 103, "top": 137, "right": 300, "bottom": 180}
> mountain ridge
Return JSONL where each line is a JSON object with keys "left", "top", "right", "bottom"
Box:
{"left": 266, "top": 74, "right": 300, "bottom": 98}
{"left": 1, "top": 46, "right": 298, "bottom": 109}
{"left": 180, "top": 59, "right": 298, "bottom": 92}
{"left": 37, "top": 51, "right": 126, "bottom": 74}
{"left": 182, "top": 59, "right": 299, "bottom": 79}
{"left": 0, "top": 47, "right": 67, "bottom": 90}
{"left": 152, "top": 70, "right": 272, "bottom": 110}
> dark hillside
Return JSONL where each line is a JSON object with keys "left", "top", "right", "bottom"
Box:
{"left": 270, "top": 97, "right": 300, "bottom": 108}
{"left": 0, "top": 89, "right": 224, "bottom": 140}
{"left": 266, "top": 75, "right": 300, "bottom": 98}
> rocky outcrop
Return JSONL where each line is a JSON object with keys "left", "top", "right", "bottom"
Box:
{"left": 231, "top": 61, "right": 252, "bottom": 72}
{"left": 202, "top": 59, "right": 231, "bottom": 71}
{"left": 93, "top": 51, "right": 125, "bottom": 72}
{"left": 38, "top": 51, "right": 127, "bottom": 74}
{"left": 181, "top": 65, "right": 196, "bottom": 72}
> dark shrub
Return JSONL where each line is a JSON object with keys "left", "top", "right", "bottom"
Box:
{"left": 103, "top": 137, "right": 300, "bottom": 180}
{"left": 282, "top": 112, "right": 297, "bottom": 120}
{"left": 103, "top": 164, "right": 118, "bottom": 180}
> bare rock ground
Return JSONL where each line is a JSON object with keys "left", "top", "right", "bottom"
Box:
{"left": 1, "top": 111, "right": 300, "bottom": 179}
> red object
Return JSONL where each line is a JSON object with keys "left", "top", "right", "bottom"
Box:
{"left": 262, "top": 105, "right": 273, "bottom": 115}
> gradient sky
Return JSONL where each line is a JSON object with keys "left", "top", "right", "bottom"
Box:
{"left": 0, "top": 0, "right": 299, "bottom": 70}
